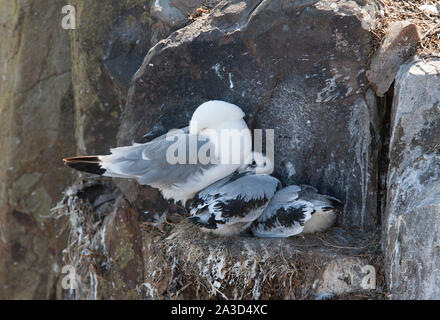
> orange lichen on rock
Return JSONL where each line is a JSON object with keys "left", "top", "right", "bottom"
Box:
{"left": 188, "top": 7, "right": 211, "bottom": 22}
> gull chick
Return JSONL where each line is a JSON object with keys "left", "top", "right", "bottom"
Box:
{"left": 188, "top": 153, "right": 281, "bottom": 236}
{"left": 251, "top": 185, "right": 342, "bottom": 238}
{"left": 63, "top": 101, "right": 252, "bottom": 204}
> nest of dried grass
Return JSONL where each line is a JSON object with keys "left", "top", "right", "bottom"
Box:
{"left": 141, "top": 216, "right": 386, "bottom": 300}
{"left": 52, "top": 178, "right": 116, "bottom": 300}
{"left": 53, "top": 177, "right": 387, "bottom": 300}
{"left": 371, "top": 0, "right": 440, "bottom": 57}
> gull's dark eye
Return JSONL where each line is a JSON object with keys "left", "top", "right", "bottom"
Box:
{"left": 251, "top": 160, "right": 257, "bottom": 166}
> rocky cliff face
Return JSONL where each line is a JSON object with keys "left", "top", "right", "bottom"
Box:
{"left": 0, "top": 0, "right": 76, "bottom": 299}
{"left": 0, "top": 0, "right": 439, "bottom": 300}
{"left": 0, "top": 0, "right": 152, "bottom": 299}
{"left": 384, "top": 59, "right": 440, "bottom": 299}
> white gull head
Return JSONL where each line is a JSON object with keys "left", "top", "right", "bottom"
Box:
{"left": 189, "top": 100, "right": 252, "bottom": 170}
{"left": 189, "top": 100, "right": 246, "bottom": 135}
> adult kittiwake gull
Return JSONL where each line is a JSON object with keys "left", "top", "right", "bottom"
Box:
{"left": 188, "top": 152, "right": 281, "bottom": 236}
{"left": 63, "top": 101, "right": 252, "bottom": 204}
{"left": 251, "top": 185, "right": 342, "bottom": 238}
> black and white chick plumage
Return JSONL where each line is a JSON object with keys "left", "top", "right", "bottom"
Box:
{"left": 188, "top": 153, "right": 281, "bottom": 236}
{"left": 251, "top": 185, "right": 342, "bottom": 238}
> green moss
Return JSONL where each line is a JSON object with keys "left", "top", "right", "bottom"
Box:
{"left": 8, "top": 172, "right": 42, "bottom": 208}
{"left": 125, "top": 14, "right": 137, "bottom": 28}
{"left": 68, "top": 1, "right": 119, "bottom": 152}
{"left": 140, "top": 10, "right": 150, "bottom": 25}
{"left": 110, "top": 111, "right": 119, "bottom": 119}
{"left": 113, "top": 236, "right": 135, "bottom": 270}
{"left": 97, "top": 269, "right": 142, "bottom": 299}
{"left": 25, "top": 186, "right": 52, "bottom": 224}
{"left": 115, "top": 245, "right": 135, "bottom": 269}
{"left": 125, "top": 0, "right": 146, "bottom": 10}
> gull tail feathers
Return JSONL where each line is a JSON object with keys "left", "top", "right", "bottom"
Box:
{"left": 63, "top": 156, "right": 106, "bottom": 175}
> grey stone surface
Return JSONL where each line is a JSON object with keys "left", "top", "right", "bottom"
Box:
{"left": 0, "top": 0, "right": 154, "bottom": 299}
{"left": 384, "top": 58, "right": 440, "bottom": 299}
{"left": 150, "top": 0, "right": 221, "bottom": 45}
{"left": 0, "top": 0, "right": 76, "bottom": 299}
{"left": 69, "top": 0, "right": 152, "bottom": 154}
{"left": 366, "top": 21, "right": 421, "bottom": 97}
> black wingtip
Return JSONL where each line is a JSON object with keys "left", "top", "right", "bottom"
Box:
{"left": 188, "top": 216, "right": 218, "bottom": 229}
{"left": 329, "top": 197, "right": 343, "bottom": 209}
{"left": 322, "top": 197, "right": 343, "bottom": 214}
{"left": 188, "top": 216, "right": 205, "bottom": 227}
{"left": 66, "top": 161, "right": 106, "bottom": 175}
{"left": 63, "top": 156, "right": 106, "bottom": 175}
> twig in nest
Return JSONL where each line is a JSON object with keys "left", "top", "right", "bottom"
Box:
{"left": 173, "top": 202, "right": 189, "bottom": 215}
{"left": 422, "top": 21, "right": 440, "bottom": 40}
{"left": 175, "top": 282, "right": 192, "bottom": 297}
{"left": 317, "top": 236, "right": 361, "bottom": 250}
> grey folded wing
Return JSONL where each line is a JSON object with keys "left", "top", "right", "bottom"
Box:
{"left": 189, "top": 173, "right": 281, "bottom": 227}
{"left": 252, "top": 184, "right": 341, "bottom": 237}
{"left": 102, "top": 127, "right": 215, "bottom": 188}
{"left": 252, "top": 200, "right": 315, "bottom": 237}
